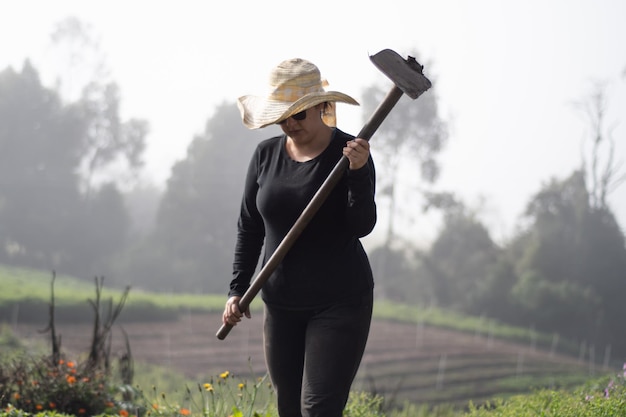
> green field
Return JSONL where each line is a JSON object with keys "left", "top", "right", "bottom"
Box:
{"left": 0, "top": 265, "right": 612, "bottom": 411}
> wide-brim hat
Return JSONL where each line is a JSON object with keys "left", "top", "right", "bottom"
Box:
{"left": 237, "top": 58, "right": 359, "bottom": 129}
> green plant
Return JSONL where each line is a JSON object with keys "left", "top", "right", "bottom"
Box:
{"left": 463, "top": 363, "right": 626, "bottom": 417}
{"left": 125, "top": 370, "right": 276, "bottom": 417}
{"left": 344, "top": 391, "right": 385, "bottom": 416}
{"left": 0, "top": 355, "right": 117, "bottom": 416}
{"left": 0, "top": 325, "right": 22, "bottom": 351}
{"left": 0, "top": 273, "right": 137, "bottom": 416}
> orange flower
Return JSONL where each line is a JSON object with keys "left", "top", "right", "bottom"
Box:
{"left": 66, "top": 375, "right": 77, "bottom": 384}
{"left": 59, "top": 359, "right": 65, "bottom": 365}
{"left": 78, "top": 408, "right": 86, "bottom": 414}
{"left": 13, "top": 393, "right": 20, "bottom": 400}
{"left": 36, "top": 405, "right": 43, "bottom": 410}
{"left": 82, "top": 377, "right": 90, "bottom": 383}
{"left": 49, "top": 402, "right": 56, "bottom": 409}
{"left": 105, "top": 401, "right": 115, "bottom": 408}
{"left": 120, "top": 409, "right": 129, "bottom": 417}
{"left": 152, "top": 404, "right": 159, "bottom": 410}
{"left": 180, "top": 408, "right": 191, "bottom": 415}
{"left": 67, "top": 361, "right": 75, "bottom": 368}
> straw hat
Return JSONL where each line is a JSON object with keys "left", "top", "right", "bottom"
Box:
{"left": 237, "top": 58, "right": 359, "bottom": 129}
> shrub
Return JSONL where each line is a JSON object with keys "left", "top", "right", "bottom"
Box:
{"left": 0, "top": 355, "right": 117, "bottom": 416}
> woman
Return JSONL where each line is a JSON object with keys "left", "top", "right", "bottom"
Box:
{"left": 223, "top": 57, "right": 376, "bottom": 417}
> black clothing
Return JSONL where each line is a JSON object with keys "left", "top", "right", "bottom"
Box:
{"left": 227, "top": 127, "right": 376, "bottom": 417}
{"left": 229, "top": 128, "right": 376, "bottom": 309}
{"left": 264, "top": 290, "right": 373, "bottom": 417}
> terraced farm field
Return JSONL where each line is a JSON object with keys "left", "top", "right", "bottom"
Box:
{"left": 11, "top": 312, "right": 597, "bottom": 408}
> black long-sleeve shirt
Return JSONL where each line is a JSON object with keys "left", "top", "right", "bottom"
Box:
{"left": 228, "top": 128, "right": 376, "bottom": 309}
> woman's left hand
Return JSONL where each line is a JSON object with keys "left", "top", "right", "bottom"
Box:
{"left": 343, "top": 138, "right": 370, "bottom": 170}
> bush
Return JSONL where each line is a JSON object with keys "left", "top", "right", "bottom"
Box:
{"left": 0, "top": 355, "right": 117, "bottom": 416}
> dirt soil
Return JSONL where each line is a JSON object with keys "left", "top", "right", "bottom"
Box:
{"left": 11, "top": 312, "right": 589, "bottom": 406}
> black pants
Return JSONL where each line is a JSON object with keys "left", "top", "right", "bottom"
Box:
{"left": 263, "top": 290, "right": 373, "bottom": 417}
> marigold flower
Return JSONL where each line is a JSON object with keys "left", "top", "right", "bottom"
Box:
{"left": 78, "top": 408, "right": 86, "bottom": 414}
{"left": 152, "top": 403, "right": 159, "bottom": 410}
{"left": 13, "top": 393, "right": 20, "bottom": 400}
{"left": 105, "top": 401, "right": 115, "bottom": 408}
{"left": 204, "top": 383, "right": 214, "bottom": 392}
{"left": 66, "top": 375, "right": 77, "bottom": 384}
{"left": 67, "top": 361, "right": 75, "bottom": 368}
{"left": 59, "top": 359, "right": 65, "bottom": 365}
{"left": 220, "top": 371, "right": 230, "bottom": 379}
{"left": 49, "top": 402, "right": 56, "bottom": 409}
{"left": 180, "top": 408, "right": 191, "bottom": 415}
{"left": 120, "top": 410, "right": 129, "bottom": 417}
{"left": 36, "top": 405, "right": 43, "bottom": 410}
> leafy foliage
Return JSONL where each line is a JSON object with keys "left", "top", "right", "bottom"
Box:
{"left": 510, "top": 170, "right": 626, "bottom": 353}
{"left": 0, "top": 59, "right": 144, "bottom": 279}
{"left": 464, "top": 365, "right": 626, "bottom": 417}
{"left": 116, "top": 102, "right": 279, "bottom": 293}
{"left": 0, "top": 355, "right": 117, "bottom": 416}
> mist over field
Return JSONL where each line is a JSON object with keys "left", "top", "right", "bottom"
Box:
{"left": 1, "top": 6, "right": 626, "bottom": 411}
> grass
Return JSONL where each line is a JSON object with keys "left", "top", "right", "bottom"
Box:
{"left": 0, "top": 265, "right": 571, "bottom": 354}
{"left": 1, "top": 358, "right": 625, "bottom": 417}
{"left": 0, "top": 265, "right": 266, "bottom": 326}
{"left": 2, "top": 264, "right": 624, "bottom": 416}
{"left": 0, "top": 265, "right": 229, "bottom": 311}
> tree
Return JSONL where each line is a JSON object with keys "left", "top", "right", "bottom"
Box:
{"left": 0, "top": 62, "right": 84, "bottom": 270}
{"left": 511, "top": 170, "right": 626, "bottom": 353}
{"left": 48, "top": 17, "right": 147, "bottom": 192}
{"left": 367, "top": 245, "right": 428, "bottom": 304}
{"left": 471, "top": 82, "right": 626, "bottom": 354}
{"left": 422, "top": 196, "right": 501, "bottom": 312}
{"left": 360, "top": 50, "right": 448, "bottom": 299}
{"left": 577, "top": 82, "right": 625, "bottom": 210}
{"left": 72, "top": 183, "right": 130, "bottom": 278}
{"left": 121, "top": 103, "right": 278, "bottom": 293}
{"left": 0, "top": 44, "right": 145, "bottom": 278}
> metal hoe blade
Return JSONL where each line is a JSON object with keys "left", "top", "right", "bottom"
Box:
{"left": 369, "top": 49, "right": 431, "bottom": 100}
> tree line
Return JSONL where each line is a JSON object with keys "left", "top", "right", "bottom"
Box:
{"left": 1, "top": 40, "right": 625, "bottom": 358}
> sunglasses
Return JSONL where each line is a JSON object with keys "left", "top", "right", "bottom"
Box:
{"left": 279, "top": 109, "right": 307, "bottom": 124}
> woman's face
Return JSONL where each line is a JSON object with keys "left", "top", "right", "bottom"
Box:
{"left": 278, "top": 104, "right": 326, "bottom": 142}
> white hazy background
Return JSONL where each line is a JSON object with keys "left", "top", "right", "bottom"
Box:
{"left": 2, "top": 0, "right": 625, "bottom": 247}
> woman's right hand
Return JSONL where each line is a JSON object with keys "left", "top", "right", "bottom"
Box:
{"left": 223, "top": 296, "right": 251, "bottom": 326}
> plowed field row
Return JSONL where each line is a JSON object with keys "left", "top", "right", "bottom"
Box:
{"left": 11, "top": 312, "right": 594, "bottom": 407}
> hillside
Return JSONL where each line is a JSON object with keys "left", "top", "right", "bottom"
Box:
{"left": 10, "top": 311, "right": 596, "bottom": 409}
